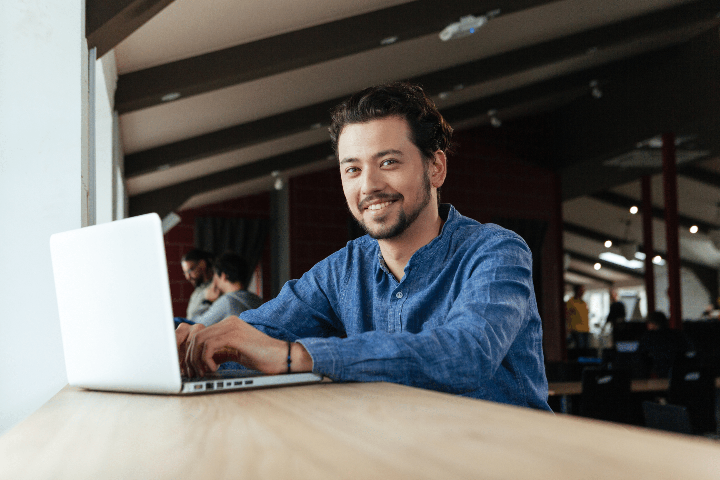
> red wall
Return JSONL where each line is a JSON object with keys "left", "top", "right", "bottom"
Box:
{"left": 164, "top": 193, "right": 272, "bottom": 318}
{"left": 162, "top": 117, "right": 564, "bottom": 360}
{"left": 288, "top": 167, "right": 349, "bottom": 280}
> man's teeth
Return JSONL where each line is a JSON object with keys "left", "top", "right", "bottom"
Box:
{"left": 367, "top": 201, "right": 392, "bottom": 211}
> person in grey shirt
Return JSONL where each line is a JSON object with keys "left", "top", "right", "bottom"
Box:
{"left": 181, "top": 249, "right": 215, "bottom": 320}
{"left": 192, "top": 252, "right": 264, "bottom": 327}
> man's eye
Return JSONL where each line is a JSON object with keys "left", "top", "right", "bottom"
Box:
{"left": 345, "top": 167, "right": 359, "bottom": 174}
{"left": 381, "top": 159, "right": 397, "bottom": 167}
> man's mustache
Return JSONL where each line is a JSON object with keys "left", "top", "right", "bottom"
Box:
{"left": 358, "top": 192, "right": 403, "bottom": 211}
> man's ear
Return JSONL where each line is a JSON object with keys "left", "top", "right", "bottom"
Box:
{"left": 430, "top": 150, "right": 447, "bottom": 188}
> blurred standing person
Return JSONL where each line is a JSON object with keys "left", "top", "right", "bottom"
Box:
{"left": 566, "top": 284, "right": 590, "bottom": 349}
{"left": 604, "top": 289, "right": 626, "bottom": 345}
{"left": 181, "top": 249, "right": 215, "bottom": 320}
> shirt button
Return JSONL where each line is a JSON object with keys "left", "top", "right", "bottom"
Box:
{"left": 396, "top": 292, "right": 403, "bottom": 299}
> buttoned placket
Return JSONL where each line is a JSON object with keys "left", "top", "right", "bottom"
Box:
{"left": 389, "top": 277, "right": 408, "bottom": 333}
{"left": 377, "top": 252, "right": 406, "bottom": 333}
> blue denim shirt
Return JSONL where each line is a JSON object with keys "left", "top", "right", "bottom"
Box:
{"left": 241, "top": 204, "right": 550, "bottom": 410}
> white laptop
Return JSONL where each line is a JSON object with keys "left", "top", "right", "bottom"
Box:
{"left": 50, "top": 213, "right": 323, "bottom": 395}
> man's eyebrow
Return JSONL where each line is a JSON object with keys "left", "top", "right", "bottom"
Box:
{"left": 339, "top": 149, "right": 404, "bottom": 165}
{"left": 375, "top": 149, "right": 404, "bottom": 159}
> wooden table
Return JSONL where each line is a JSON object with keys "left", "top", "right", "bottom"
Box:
{"left": 1, "top": 382, "right": 719, "bottom": 479}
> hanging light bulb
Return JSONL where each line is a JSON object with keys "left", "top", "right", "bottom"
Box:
{"left": 487, "top": 109, "right": 501, "bottom": 128}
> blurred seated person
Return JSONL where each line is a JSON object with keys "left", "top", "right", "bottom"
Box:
{"left": 181, "top": 249, "right": 215, "bottom": 320}
{"left": 637, "top": 311, "right": 692, "bottom": 378}
{"left": 185, "top": 252, "right": 264, "bottom": 327}
{"left": 566, "top": 285, "right": 590, "bottom": 349}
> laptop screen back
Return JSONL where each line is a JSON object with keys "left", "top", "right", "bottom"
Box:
{"left": 50, "top": 214, "right": 182, "bottom": 393}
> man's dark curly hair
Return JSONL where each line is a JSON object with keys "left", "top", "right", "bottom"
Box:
{"left": 329, "top": 82, "right": 453, "bottom": 162}
{"left": 213, "top": 252, "right": 252, "bottom": 287}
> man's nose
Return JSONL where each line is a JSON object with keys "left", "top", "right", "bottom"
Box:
{"left": 360, "top": 167, "right": 384, "bottom": 195}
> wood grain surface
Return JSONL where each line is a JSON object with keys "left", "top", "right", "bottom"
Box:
{"left": 1, "top": 382, "right": 718, "bottom": 479}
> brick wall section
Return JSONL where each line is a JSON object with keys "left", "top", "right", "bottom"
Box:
{"left": 163, "top": 193, "right": 272, "bottom": 318}
{"left": 288, "top": 167, "right": 350, "bottom": 280}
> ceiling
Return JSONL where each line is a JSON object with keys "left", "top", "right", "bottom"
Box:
{"left": 91, "top": 0, "right": 720, "bottom": 291}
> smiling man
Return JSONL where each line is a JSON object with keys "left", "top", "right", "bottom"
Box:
{"left": 176, "top": 82, "right": 550, "bottom": 410}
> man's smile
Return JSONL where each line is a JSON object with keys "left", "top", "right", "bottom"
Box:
{"left": 358, "top": 193, "right": 402, "bottom": 214}
{"left": 366, "top": 200, "right": 394, "bottom": 211}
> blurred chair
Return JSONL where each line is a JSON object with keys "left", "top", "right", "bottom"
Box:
{"left": 642, "top": 401, "right": 693, "bottom": 435}
{"left": 667, "top": 355, "right": 717, "bottom": 435}
{"left": 579, "top": 367, "right": 633, "bottom": 424}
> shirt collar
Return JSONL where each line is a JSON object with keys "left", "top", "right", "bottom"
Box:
{"left": 374, "top": 203, "right": 460, "bottom": 278}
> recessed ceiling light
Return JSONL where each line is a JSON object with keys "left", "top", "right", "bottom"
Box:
{"left": 689, "top": 225, "right": 699, "bottom": 234}
{"left": 594, "top": 263, "right": 602, "bottom": 270}
{"left": 604, "top": 240, "right": 612, "bottom": 248}
{"left": 439, "top": 10, "right": 500, "bottom": 41}
{"left": 161, "top": 92, "right": 181, "bottom": 102}
{"left": 629, "top": 206, "right": 639, "bottom": 214}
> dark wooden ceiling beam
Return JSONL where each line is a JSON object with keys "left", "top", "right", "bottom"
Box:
{"left": 566, "top": 267, "right": 613, "bottom": 286}
{"left": 128, "top": 143, "right": 334, "bottom": 218}
{"left": 566, "top": 245, "right": 716, "bottom": 296}
{"left": 125, "top": 99, "right": 339, "bottom": 177}
{"left": 679, "top": 164, "right": 720, "bottom": 188}
{"left": 590, "top": 191, "right": 717, "bottom": 233}
{"left": 86, "top": 0, "right": 176, "bottom": 58}
{"left": 565, "top": 249, "right": 644, "bottom": 278}
{"left": 114, "top": 0, "right": 560, "bottom": 113}
{"left": 564, "top": 221, "right": 716, "bottom": 275}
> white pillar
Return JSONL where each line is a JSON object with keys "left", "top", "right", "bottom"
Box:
{"left": 0, "top": 0, "right": 88, "bottom": 435}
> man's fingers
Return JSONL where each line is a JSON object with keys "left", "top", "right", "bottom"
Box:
{"left": 201, "top": 338, "right": 219, "bottom": 373}
{"left": 175, "top": 323, "right": 192, "bottom": 375}
{"left": 182, "top": 324, "right": 207, "bottom": 377}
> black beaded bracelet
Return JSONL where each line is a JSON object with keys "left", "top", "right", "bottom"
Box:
{"left": 286, "top": 341, "right": 292, "bottom": 373}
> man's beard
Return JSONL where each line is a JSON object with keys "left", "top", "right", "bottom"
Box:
{"left": 353, "top": 170, "right": 432, "bottom": 240}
